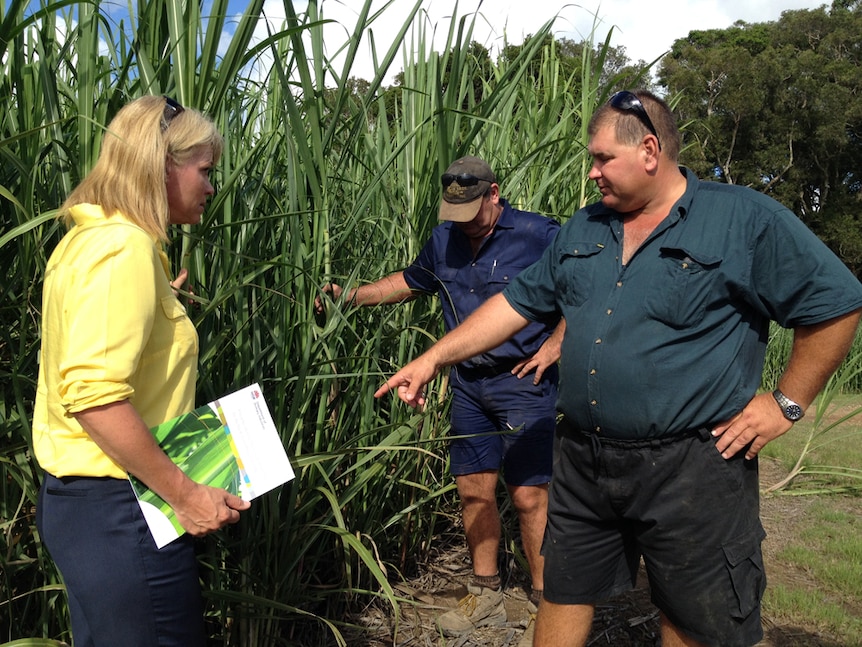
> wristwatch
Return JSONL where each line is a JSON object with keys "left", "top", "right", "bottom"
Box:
{"left": 772, "top": 389, "right": 804, "bottom": 422}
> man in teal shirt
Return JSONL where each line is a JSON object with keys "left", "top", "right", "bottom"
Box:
{"left": 374, "top": 91, "right": 862, "bottom": 647}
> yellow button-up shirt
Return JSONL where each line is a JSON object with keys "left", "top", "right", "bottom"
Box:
{"left": 33, "top": 204, "right": 198, "bottom": 478}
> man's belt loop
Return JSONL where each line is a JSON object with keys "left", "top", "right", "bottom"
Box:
{"left": 588, "top": 431, "right": 602, "bottom": 480}
{"left": 558, "top": 417, "right": 603, "bottom": 479}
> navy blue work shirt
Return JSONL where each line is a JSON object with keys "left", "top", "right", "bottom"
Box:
{"left": 504, "top": 168, "right": 862, "bottom": 439}
{"left": 403, "top": 199, "right": 560, "bottom": 370}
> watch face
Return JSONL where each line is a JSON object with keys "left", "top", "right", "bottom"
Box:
{"left": 774, "top": 389, "right": 804, "bottom": 421}
{"left": 785, "top": 405, "right": 803, "bottom": 421}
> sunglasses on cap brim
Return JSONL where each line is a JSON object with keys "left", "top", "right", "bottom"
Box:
{"left": 441, "top": 173, "right": 495, "bottom": 188}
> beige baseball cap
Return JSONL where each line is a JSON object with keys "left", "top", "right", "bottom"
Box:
{"left": 438, "top": 156, "right": 497, "bottom": 222}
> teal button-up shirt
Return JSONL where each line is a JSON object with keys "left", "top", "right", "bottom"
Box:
{"left": 505, "top": 168, "right": 862, "bottom": 439}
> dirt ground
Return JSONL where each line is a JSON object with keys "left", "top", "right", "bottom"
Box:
{"left": 345, "top": 457, "right": 857, "bottom": 647}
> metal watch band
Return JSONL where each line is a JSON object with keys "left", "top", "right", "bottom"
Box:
{"left": 772, "top": 388, "right": 804, "bottom": 421}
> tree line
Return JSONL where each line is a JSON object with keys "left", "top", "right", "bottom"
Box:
{"left": 364, "top": 1, "right": 862, "bottom": 275}
{"left": 660, "top": 1, "right": 862, "bottom": 276}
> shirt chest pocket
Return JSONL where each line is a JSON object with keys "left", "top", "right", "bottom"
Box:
{"left": 558, "top": 243, "right": 604, "bottom": 307}
{"left": 160, "top": 295, "right": 187, "bottom": 319}
{"left": 157, "top": 295, "right": 198, "bottom": 356}
{"left": 487, "top": 262, "right": 530, "bottom": 292}
{"left": 643, "top": 247, "right": 723, "bottom": 329}
{"left": 437, "top": 262, "right": 528, "bottom": 294}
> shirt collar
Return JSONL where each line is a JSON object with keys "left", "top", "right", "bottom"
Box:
{"left": 674, "top": 166, "right": 700, "bottom": 220}
{"left": 495, "top": 198, "right": 516, "bottom": 230}
{"left": 68, "top": 204, "right": 171, "bottom": 278}
{"left": 586, "top": 166, "right": 698, "bottom": 224}
{"left": 68, "top": 203, "right": 116, "bottom": 227}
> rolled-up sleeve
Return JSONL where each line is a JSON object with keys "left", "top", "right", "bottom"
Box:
{"left": 57, "top": 228, "right": 158, "bottom": 412}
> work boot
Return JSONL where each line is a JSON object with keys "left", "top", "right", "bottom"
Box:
{"left": 437, "top": 583, "right": 506, "bottom": 636}
{"left": 517, "top": 598, "right": 538, "bottom": 647}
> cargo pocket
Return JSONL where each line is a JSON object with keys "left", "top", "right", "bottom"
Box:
{"left": 723, "top": 526, "right": 767, "bottom": 620}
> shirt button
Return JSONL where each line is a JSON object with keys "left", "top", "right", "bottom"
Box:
{"left": 594, "top": 426, "right": 601, "bottom": 433}
{"left": 595, "top": 338, "right": 602, "bottom": 344}
{"left": 590, "top": 400, "right": 598, "bottom": 406}
{"left": 616, "top": 281, "right": 623, "bottom": 287}
{"left": 606, "top": 309, "right": 612, "bottom": 315}
{"left": 590, "top": 369, "right": 596, "bottom": 375}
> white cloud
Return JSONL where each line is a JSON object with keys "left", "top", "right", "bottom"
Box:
{"left": 227, "top": 0, "right": 825, "bottom": 85}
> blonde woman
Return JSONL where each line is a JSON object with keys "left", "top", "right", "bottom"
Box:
{"left": 33, "top": 96, "right": 250, "bottom": 646}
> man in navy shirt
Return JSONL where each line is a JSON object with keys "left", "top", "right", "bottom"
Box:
{"left": 316, "top": 156, "right": 564, "bottom": 641}
{"left": 374, "top": 95, "right": 862, "bottom": 647}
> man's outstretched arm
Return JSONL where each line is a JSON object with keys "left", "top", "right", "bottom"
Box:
{"left": 315, "top": 272, "right": 418, "bottom": 313}
{"left": 374, "top": 293, "right": 531, "bottom": 407}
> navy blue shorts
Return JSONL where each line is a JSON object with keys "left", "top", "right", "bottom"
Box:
{"left": 542, "top": 421, "right": 766, "bottom": 647}
{"left": 447, "top": 364, "right": 557, "bottom": 486}
{"left": 37, "top": 474, "right": 206, "bottom": 647}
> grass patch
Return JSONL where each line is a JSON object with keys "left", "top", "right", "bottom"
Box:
{"left": 761, "top": 394, "right": 862, "bottom": 493}
{"left": 764, "top": 584, "right": 862, "bottom": 641}
{"left": 792, "top": 504, "right": 862, "bottom": 597}
{"left": 760, "top": 394, "right": 862, "bottom": 644}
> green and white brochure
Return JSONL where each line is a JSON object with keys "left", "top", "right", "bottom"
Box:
{"left": 130, "top": 383, "right": 294, "bottom": 548}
